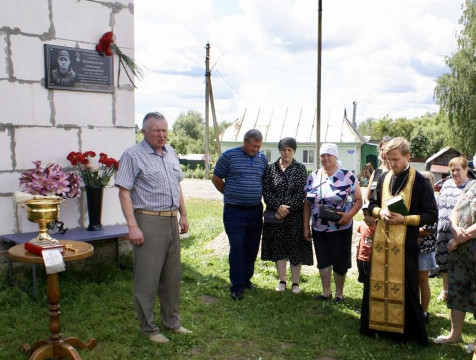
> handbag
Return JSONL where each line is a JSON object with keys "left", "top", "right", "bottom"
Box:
{"left": 263, "top": 210, "right": 283, "bottom": 224}
{"left": 263, "top": 166, "right": 295, "bottom": 224}
{"left": 317, "top": 204, "right": 342, "bottom": 222}
{"left": 316, "top": 170, "right": 348, "bottom": 222}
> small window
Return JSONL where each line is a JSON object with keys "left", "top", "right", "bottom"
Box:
{"left": 308, "top": 150, "right": 314, "bottom": 164}
{"left": 265, "top": 150, "right": 272, "bottom": 162}
{"left": 303, "top": 149, "right": 315, "bottom": 164}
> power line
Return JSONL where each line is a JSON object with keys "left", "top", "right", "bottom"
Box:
{"left": 213, "top": 68, "right": 242, "bottom": 98}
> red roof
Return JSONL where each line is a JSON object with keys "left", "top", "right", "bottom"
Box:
{"left": 430, "top": 164, "right": 449, "bottom": 173}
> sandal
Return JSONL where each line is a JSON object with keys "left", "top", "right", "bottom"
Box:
{"left": 275, "top": 281, "right": 286, "bottom": 292}
{"left": 315, "top": 294, "right": 332, "bottom": 301}
{"left": 437, "top": 290, "right": 448, "bottom": 302}
{"left": 433, "top": 335, "right": 462, "bottom": 344}
{"left": 291, "top": 283, "right": 300, "bottom": 294}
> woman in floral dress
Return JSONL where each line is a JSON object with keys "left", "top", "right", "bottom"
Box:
{"left": 435, "top": 157, "right": 472, "bottom": 302}
{"left": 434, "top": 174, "right": 476, "bottom": 352}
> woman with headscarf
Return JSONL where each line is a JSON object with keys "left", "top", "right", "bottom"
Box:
{"left": 261, "top": 137, "right": 312, "bottom": 294}
{"left": 304, "top": 143, "right": 362, "bottom": 302}
{"left": 434, "top": 157, "right": 473, "bottom": 302}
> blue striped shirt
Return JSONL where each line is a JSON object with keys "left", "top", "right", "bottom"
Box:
{"left": 214, "top": 147, "right": 268, "bottom": 206}
{"left": 115, "top": 140, "right": 184, "bottom": 211}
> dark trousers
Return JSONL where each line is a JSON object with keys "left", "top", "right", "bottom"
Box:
{"left": 223, "top": 203, "right": 263, "bottom": 293}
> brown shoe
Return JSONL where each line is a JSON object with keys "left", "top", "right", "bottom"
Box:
{"left": 149, "top": 333, "right": 170, "bottom": 344}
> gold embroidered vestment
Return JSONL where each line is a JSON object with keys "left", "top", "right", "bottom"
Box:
{"left": 369, "top": 167, "right": 416, "bottom": 333}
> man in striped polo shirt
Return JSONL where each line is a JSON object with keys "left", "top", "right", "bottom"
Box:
{"left": 116, "top": 112, "right": 190, "bottom": 344}
{"left": 212, "top": 129, "right": 268, "bottom": 300}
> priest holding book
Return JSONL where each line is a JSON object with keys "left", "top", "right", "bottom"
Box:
{"left": 360, "top": 137, "right": 437, "bottom": 346}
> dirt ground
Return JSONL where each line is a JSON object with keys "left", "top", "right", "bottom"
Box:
{"left": 181, "top": 178, "right": 223, "bottom": 201}
{"left": 182, "top": 178, "right": 362, "bottom": 275}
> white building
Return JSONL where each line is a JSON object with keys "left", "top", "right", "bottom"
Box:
{"left": 220, "top": 107, "right": 372, "bottom": 173}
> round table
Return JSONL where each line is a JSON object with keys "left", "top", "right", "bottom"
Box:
{"left": 8, "top": 240, "right": 97, "bottom": 360}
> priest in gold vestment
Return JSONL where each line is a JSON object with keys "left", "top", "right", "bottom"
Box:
{"left": 360, "top": 137, "right": 437, "bottom": 346}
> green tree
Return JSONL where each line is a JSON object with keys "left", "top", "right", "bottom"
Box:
{"left": 173, "top": 110, "right": 204, "bottom": 140}
{"left": 357, "top": 113, "right": 452, "bottom": 158}
{"left": 168, "top": 128, "right": 189, "bottom": 155}
{"left": 135, "top": 124, "right": 144, "bottom": 143}
{"left": 410, "top": 129, "right": 431, "bottom": 158}
{"left": 435, "top": 0, "right": 476, "bottom": 155}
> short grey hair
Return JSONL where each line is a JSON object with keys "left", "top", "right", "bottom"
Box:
{"left": 243, "top": 129, "right": 263, "bottom": 142}
{"left": 142, "top": 112, "right": 166, "bottom": 130}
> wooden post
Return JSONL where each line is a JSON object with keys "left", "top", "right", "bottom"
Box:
{"left": 316, "top": 0, "right": 322, "bottom": 169}
{"left": 204, "top": 43, "right": 210, "bottom": 179}
{"left": 208, "top": 80, "right": 222, "bottom": 156}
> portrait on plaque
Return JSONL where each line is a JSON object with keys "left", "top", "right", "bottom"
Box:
{"left": 45, "top": 45, "right": 114, "bottom": 93}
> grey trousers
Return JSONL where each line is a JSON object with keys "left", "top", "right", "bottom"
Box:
{"left": 133, "top": 213, "right": 181, "bottom": 335}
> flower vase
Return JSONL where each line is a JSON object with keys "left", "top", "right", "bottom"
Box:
{"left": 85, "top": 186, "right": 104, "bottom": 231}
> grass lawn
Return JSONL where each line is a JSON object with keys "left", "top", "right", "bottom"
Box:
{"left": 1, "top": 198, "right": 475, "bottom": 359}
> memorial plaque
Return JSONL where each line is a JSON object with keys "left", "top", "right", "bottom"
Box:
{"left": 44, "top": 44, "right": 114, "bottom": 93}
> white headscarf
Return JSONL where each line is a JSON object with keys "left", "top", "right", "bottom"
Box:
{"left": 319, "top": 143, "right": 339, "bottom": 159}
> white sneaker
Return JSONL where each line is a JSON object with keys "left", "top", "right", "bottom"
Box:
{"left": 291, "top": 284, "right": 300, "bottom": 294}
{"left": 149, "top": 333, "right": 170, "bottom": 344}
{"left": 465, "top": 343, "right": 475, "bottom": 354}
{"left": 173, "top": 326, "right": 192, "bottom": 334}
{"left": 275, "top": 281, "right": 286, "bottom": 292}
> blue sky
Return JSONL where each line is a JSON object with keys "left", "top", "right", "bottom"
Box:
{"left": 134, "top": 0, "right": 462, "bottom": 127}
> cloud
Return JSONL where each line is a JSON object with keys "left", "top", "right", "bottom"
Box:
{"left": 134, "top": 0, "right": 462, "bottom": 126}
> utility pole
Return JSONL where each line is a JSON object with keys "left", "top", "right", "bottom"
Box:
{"left": 316, "top": 0, "right": 322, "bottom": 169}
{"left": 208, "top": 79, "right": 222, "bottom": 156}
{"left": 204, "top": 43, "right": 210, "bottom": 179}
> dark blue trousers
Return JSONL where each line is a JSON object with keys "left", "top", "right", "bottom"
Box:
{"left": 223, "top": 203, "right": 263, "bottom": 293}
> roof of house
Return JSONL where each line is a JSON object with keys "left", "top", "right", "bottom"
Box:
{"left": 425, "top": 146, "right": 463, "bottom": 164}
{"left": 221, "top": 107, "right": 368, "bottom": 144}
{"left": 178, "top": 154, "right": 206, "bottom": 161}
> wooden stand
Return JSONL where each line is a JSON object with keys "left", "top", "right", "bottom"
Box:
{"left": 8, "top": 241, "right": 96, "bottom": 360}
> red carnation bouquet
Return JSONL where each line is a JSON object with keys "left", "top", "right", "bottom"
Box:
{"left": 67, "top": 151, "right": 119, "bottom": 187}
{"left": 96, "top": 31, "right": 144, "bottom": 88}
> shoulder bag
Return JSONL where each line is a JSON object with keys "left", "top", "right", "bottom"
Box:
{"left": 317, "top": 170, "right": 348, "bottom": 222}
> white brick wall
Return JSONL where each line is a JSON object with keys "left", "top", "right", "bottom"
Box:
{"left": 0, "top": 1, "right": 50, "bottom": 35}
{"left": 0, "top": 172, "right": 20, "bottom": 193}
{"left": 114, "top": 47, "right": 137, "bottom": 88}
{"left": 81, "top": 127, "right": 135, "bottom": 160}
{"left": 58, "top": 197, "right": 82, "bottom": 229}
{"left": 113, "top": 8, "right": 134, "bottom": 50}
{"left": 0, "top": 198, "right": 16, "bottom": 234}
{"left": 10, "top": 35, "right": 46, "bottom": 81}
{"left": 15, "top": 127, "right": 80, "bottom": 169}
{"left": 115, "top": 89, "right": 135, "bottom": 127}
{"left": 52, "top": 0, "right": 111, "bottom": 43}
{"left": 54, "top": 91, "right": 113, "bottom": 127}
{"left": 0, "top": 129, "right": 12, "bottom": 170}
{"left": 0, "top": 34, "right": 8, "bottom": 78}
{"left": 0, "top": 82, "right": 51, "bottom": 126}
{"left": 1, "top": 0, "right": 135, "bottom": 236}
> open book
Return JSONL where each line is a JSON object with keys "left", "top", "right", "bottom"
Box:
{"left": 385, "top": 195, "right": 409, "bottom": 216}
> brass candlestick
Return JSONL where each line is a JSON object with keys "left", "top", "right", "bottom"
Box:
{"left": 25, "top": 198, "right": 62, "bottom": 244}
